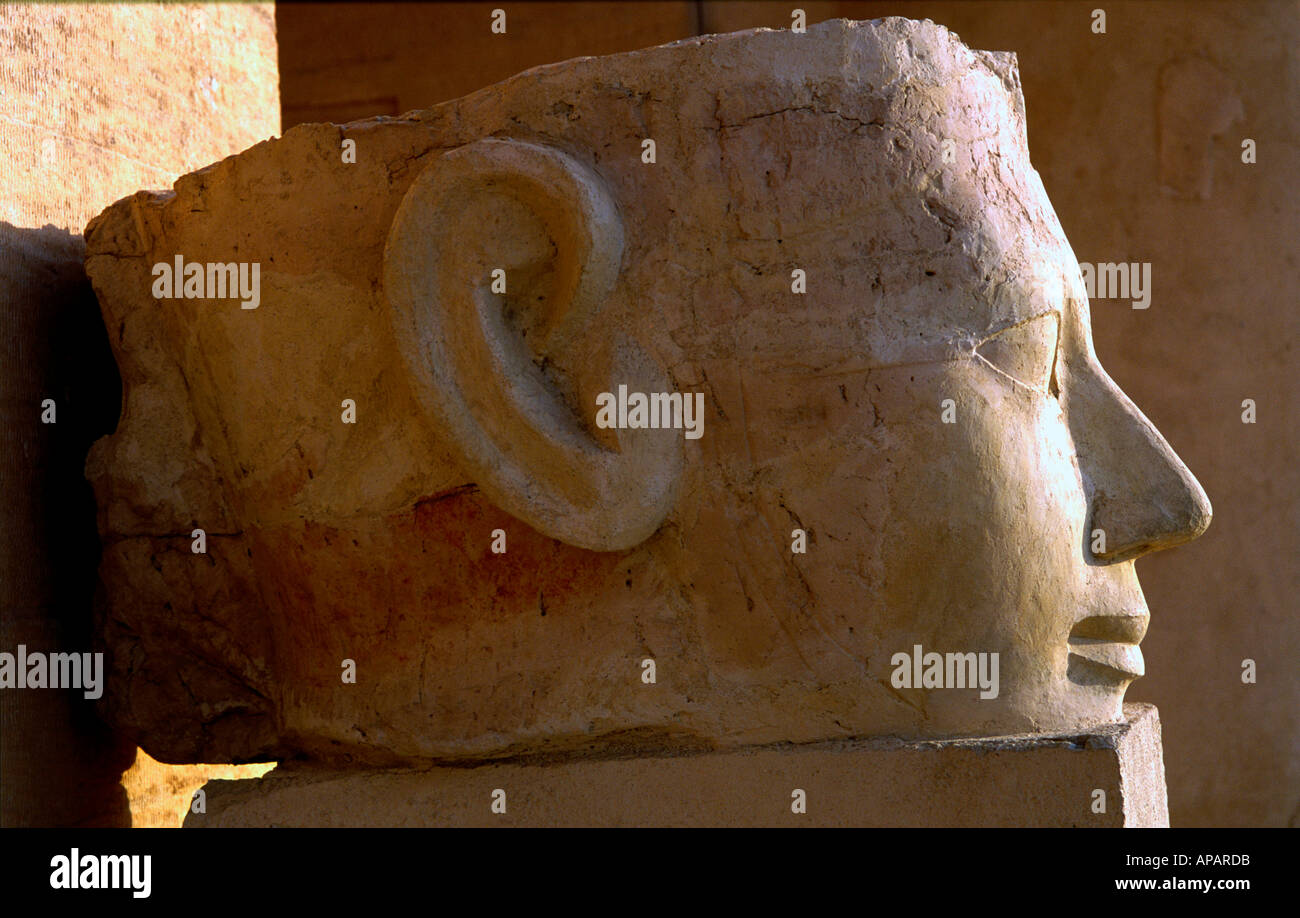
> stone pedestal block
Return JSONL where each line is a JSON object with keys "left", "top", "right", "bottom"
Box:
{"left": 189, "top": 703, "right": 1168, "bottom": 827}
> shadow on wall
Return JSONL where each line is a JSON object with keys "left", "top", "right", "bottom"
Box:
{"left": 0, "top": 222, "right": 131, "bottom": 827}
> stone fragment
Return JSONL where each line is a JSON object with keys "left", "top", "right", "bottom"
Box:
{"left": 85, "top": 18, "right": 1209, "bottom": 767}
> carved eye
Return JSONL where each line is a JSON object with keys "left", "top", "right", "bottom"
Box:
{"left": 976, "top": 312, "right": 1060, "bottom": 394}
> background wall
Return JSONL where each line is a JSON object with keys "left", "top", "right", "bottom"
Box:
{"left": 0, "top": 2, "right": 280, "bottom": 827}
{"left": 277, "top": 1, "right": 700, "bottom": 125}
{"left": 278, "top": 0, "right": 1297, "bottom": 827}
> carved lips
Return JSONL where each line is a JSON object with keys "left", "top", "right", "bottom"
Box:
{"left": 1068, "top": 613, "right": 1149, "bottom": 680}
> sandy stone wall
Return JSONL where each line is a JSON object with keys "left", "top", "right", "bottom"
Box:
{"left": 0, "top": 2, "right": 279, "bottom": 827}
{"left": 277, "top": 1, "right": 700, "bottom": 126}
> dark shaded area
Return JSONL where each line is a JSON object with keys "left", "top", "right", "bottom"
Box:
{"left": 276, "top": 1, "right": 700, "bottom": 128}
{"left": 0, "top": 222, "right": 133, "bottom": 826}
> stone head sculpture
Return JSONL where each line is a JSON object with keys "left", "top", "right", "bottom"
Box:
{"left": 86, "top": 17, "right": 1210, "bottom": 765}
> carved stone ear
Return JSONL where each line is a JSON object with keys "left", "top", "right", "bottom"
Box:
{"left": 383, "top": 138, "right": 682, "bottom": 551}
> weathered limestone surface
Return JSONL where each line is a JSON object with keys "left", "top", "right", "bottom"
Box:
{"left": 189, "top": 703, "right": 1168, "bottom": 827}
{"left": 86, "top": 19, "right": 1210, "bottom": 770}
{"left": 697, "top": 0, "right": 1300, "bottom": 831}
{"left": 0, "top": 2, "right": 278, "bottom": 826}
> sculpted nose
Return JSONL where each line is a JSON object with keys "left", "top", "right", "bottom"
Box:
{"left": 1066, "top": 363, "right": 1212, "bottom": 564}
